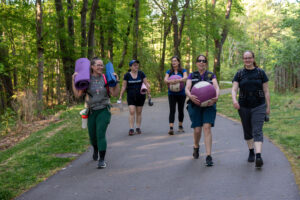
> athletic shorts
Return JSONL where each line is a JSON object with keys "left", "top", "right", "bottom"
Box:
{"left": 127, "top": 93, "right": 146, "bottom": 106}
{"left": 187, "top": 103, "right": 217, "bottom": 128}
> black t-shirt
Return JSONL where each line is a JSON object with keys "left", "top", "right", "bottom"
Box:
{"left": 232, "top": 68, "right": 268, "bottom": 108}
{"left": 124, "top": 71, "right": 146, "bottom": 95}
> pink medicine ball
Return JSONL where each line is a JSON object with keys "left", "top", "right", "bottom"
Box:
{"left": 191, "top": 81, "right": 216, "bottom": 107}
{"left": 168, "top": 75, "right": 185, "bottom": 92}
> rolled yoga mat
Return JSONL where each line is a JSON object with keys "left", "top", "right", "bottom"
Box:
{"left": 140, "top": 83, "right": 147, "bottom": 94}
{"left": 74, "top": 58, "right": 90, "bottom": 90}
{"left": 105, "top": 61, "right": 117, "bottom": 87}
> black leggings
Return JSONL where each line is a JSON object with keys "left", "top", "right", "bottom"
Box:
{"left": 168, "top": 95, "right": 186, "bottom": 124}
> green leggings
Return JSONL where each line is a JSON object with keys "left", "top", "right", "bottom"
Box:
{"left": 87, "top": 107, "right": 111, "bottom": 151}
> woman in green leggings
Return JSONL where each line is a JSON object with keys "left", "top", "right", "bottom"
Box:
{"left": 72, "top": 57, "right": 120, "bottom": 169}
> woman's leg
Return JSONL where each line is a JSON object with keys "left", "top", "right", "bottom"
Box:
{"left": 136, "top": 106, "right": 143, "bottom": 128}
{"left": 203, "top": 123, "right": 212, "bottom": 156}
{"left": 88, "top": 111, "right": 98, "bottom": 160}
{"left": 193, "top": 127, "right": 202, "bottom": 148}
{"left": 251, "top": 104, "right": 266, "bottom": 167}
{"left": 193, "top": 127, "right": 202, "bottom": 159}
{"left": 177, "top": 95, "right": 186, "bottom": 131}
{"left": 168, "top": 95, "right": 176, "bottom": 127}
{"left": 128, "top": 105, "right": 136, "bottom": 129}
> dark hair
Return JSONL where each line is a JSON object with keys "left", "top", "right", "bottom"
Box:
{"left": 91, "top": 57, "right": 102, "bottom": 66}
{"left": 170, "top": 56, "right": 183, "bottom": 74}
{"left": 243, "top": 51, "right": 258, "bottom": 68}
{"left": 196, "top": 54, "right": 207, "bottom": 62}
{"left": 90, "top": 57, "right": 103, "bottom": 73}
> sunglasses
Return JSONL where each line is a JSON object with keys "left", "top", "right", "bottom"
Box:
{"left": 196, "top": 59, "right": 207, "bottom": 63}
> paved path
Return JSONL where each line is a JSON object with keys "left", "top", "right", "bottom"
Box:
{"left": 17, "top": 96, "right": 300, "bottom": 200}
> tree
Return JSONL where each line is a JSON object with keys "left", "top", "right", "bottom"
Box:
{"left": 87, "top": 0, "right": 100, "bottom": 59}
{"left": 133, "top": 0, "right": 139, "bottom": 59}
{"left": 212, "top": 0, "right": 232, "bottom": 81}
{"left": 36, "top": 0, "right": 44, "bottom": 113}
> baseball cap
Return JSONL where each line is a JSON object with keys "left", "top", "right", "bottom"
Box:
{"left": 129, "top": 60, "right": 140, "bottom": 66}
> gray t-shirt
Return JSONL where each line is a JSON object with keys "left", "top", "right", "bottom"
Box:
{"left": 86, "top": 75, "right": 110, "bottom": 110}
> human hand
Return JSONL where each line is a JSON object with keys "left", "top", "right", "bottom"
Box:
{"left": 190, "top": 95, "right": 201, "bottom": 106}
{"left": 113, "top": 72, "right": 119, "bottom": 81}
{"left": 266, "top": 106, "right": 270, "bottom": 115}
{"left": 233, "top": 102, "right": 240, "bottom": 110}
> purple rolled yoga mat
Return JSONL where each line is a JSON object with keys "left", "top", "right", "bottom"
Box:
{"left": 75, "top": 58, "right": 90, "bottom": 90}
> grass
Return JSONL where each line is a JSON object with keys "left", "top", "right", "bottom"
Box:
{"left": 217, "top": 91, "right": 300, "bottom": 189}
{"left": 0, "top": 105, "right": 89, "bottom": 200}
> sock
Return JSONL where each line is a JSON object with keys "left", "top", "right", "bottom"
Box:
{"left": 256, "top": 153, "right": 261, "bottom": 158}
{"left": 249, "top": 149, "right": 254, "bottom": 155}
{"left": 93, "top": 145, "right": 98, "bottom": 152}
{"left": 99, "top": 151, "right": 106, "bottom": 161}
{"left": 179, "top": 125, "right": 183, "bottom": 129}
{"left": 170, "top": 127, "right": 173, "bottom": 130}
{"left": 130, "top": 128, "right": 134, "bottom": 132}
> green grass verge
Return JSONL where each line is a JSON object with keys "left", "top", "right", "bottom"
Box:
{"left": 0, "top": 105, "right": 89, "bottom": 200}
{"left": 218, "top": 91, "right": 300, "bottom": 188}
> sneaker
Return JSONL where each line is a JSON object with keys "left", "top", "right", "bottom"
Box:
{"left": 93, "top": 148, "right": 98, "bottom": 161}
{"left": 136, "top": 128, "right": 142, "bottom": 134}
{"left": 98, "top": 160, "right": 106, "bottom": 169}
{"left": 128, "top": 129, "right": 134, "bottom": 136}
{"left": 193, "top": 147, "right": 199, "bottom": 159}
{"left": 168, "top": 129, "right": 174, "bottom": 135}
{"left": 255, "top": 157, "right": 264, "bottom": 168}
{"left": 248, "top": 151, "right": 255, "bottom": 163}
{"left": 206, "top": 155, "right": 214, "bottom": 167}
{"left": 178, "top": 126, "right": 185, "bottom": 133}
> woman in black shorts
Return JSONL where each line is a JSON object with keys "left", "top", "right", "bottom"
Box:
{"left": 119, "top": 60, "right": 151, "bottom": 136}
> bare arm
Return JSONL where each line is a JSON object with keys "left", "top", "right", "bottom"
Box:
{"left": 72, "top": 73, "right": 84, "bottom": 98}
{"left": 119, "top": 80, "right": 127, "bottom": 100}
{"left": 143, "top": 78, "right": 151, "bottom": 97}
{"left": 231, "top": 81, "right": 240, "bottom": 109}
{"left": 108, "top": 73, "right": 120, "bottom": 97}
{"left": 185, "top": 79, "right": 201, "bottom": 106}
{"left": 181, "top": 71, "right": 188, "bottom": 82}
{"left": 263, "top": 82, "right": 270, "bottom": 115}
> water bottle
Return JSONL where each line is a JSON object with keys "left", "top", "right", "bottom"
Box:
{"left": 80, "top": 108, "right": 88, "bottom": 129}
{"left": 117, "top": 100, "right": 123, "bottom": 111}
{"left": 81, "top": 115, "right": 88, "bottom": 128}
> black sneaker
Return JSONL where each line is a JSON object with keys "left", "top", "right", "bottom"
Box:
{"left": 136, "top": 128, "right": 142, "bottom": 134}
{"left": 255, "top": 157, "right": 264, "bottom": 168}
{"left": 248, "top": 151, "right": 255, "bottom": 163}
{"left": 98, "top": 160, "right": 106, "bottom": 169}
{"left": 168, "top": 129, "right": 174, "bottom": 135}
{"left": 178, "top": 126, "right": 184, "bottom": 133}
{"left": 206, "top": 155, "right": 214, "bottom": 167}
{"left": 193, "top": 147, "right": 199, "bottom": 159}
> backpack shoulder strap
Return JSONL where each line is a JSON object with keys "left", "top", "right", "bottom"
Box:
{"left": 102, "top": 74, "right": 110, "bottom": 97}
{"left": 237, "top": 68, "right": 245, "bottom": 82}
{"left": 256, "top": 68, "right": 264, "bottom": 80}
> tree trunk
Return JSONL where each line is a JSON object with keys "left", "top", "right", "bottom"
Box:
{"left": 107, "top": 0, "right": 116, "bottom": 62}
{"left": 0, "top": 29, "right": 13, "bottom": 108}
{"left": 54, "top": 0, "right": 73, "bottom": 98}
{"left": 80, "top": 0, "right": 88, "bottom": 58}
{"left": 212, "top": 0, "right": 232, "bottom": 82}
{"left": 133, "top": 0, "right": 139, "bottom": 60}
{"left": 99, "top": 12, "right": 105, "bottom": 58}
{"left": 36, "top": 0, "right": 44, "bottom": 113}
{"left": 171, "top": 0, "right": 179, "bottom": 57}
{"left": 118, "top": 3, "right": 135, "bottom": 69}
{"left": 171, "top": 0, "right": 190, "bottom": 58}
{"left": 87, "top": 0, "right": 100, "bottom": 59}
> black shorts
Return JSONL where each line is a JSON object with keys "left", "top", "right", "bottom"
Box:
{"left": 127, "top": 93, "right": 146, "bottom": 106}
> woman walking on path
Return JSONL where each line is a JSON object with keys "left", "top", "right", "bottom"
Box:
{"left": 185, "top": 55, "right": 219, "bottom": 167}
{"left": 164, "top": 56, "right": 188, "bottom": 135}
{"left": 72, "top": 57, "right": 120, "bottom": 169}
{"left": 119, "top": 60, "right": 151, "bottom": 136}
{"left": 232, "top": 51, "right": 270, "bottom": 168}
